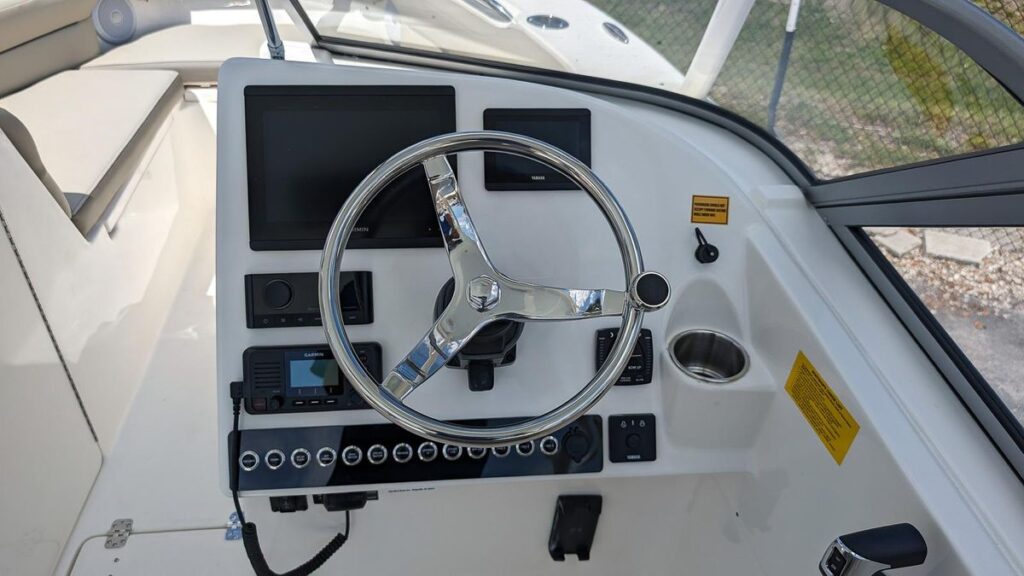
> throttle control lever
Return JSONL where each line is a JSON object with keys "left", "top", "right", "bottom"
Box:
{"left": 820, "top": 523, "right": 927, "bottom": 576}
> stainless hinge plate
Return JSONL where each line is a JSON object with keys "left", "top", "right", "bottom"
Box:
{"left": 105, "top": 518, "right": 133, "bottom": 549}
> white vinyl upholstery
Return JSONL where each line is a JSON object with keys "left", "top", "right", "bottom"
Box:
{"left": 0, "top": 69, "right": 182, "bottom": 233}
{"left": 84, "top": 24, "right": 304, "bottom": 84}
{"left": 0, "top": 0, "right": 94, "bottom": 53}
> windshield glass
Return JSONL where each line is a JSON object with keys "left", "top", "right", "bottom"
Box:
{"left": 293, "top": 0, "right": 1024, "bottom": 180}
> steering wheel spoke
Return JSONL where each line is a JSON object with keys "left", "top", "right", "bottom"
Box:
{"left": 423, "top": 154, "right": 495, "bottom": 283}
{"left": 380, "top": 302, "right": 484, "bottom": 400}
{"left": 496, "top": 279, "right": 627, "bottom": 321}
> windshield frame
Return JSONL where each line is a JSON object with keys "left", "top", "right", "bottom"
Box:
{"left": 285, "top": 0, "right": 816, "bottom": 186}
{"left": 287, "top": 0, "right": 1024, "bottom": 188}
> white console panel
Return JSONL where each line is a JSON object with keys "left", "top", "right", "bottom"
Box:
{"left": 216, "top": 57, "right": 797, "bottom": 496}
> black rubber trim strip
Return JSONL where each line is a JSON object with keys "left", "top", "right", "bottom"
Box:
{"left": 808, "top": 145, "right": 1024, "bottom": 206}
{"left": 836, "top": 226, "right": 1024, "bottom": 483}
{"left": 0, "top": 204, "right": 98, "bottom": 442}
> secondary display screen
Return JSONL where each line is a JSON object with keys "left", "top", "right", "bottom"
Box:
{"left": 288, "top": 358, "right": 340, "bottom": 390}
{"left": 245, "top": 85, "right": 456, "bottom": 250}
{"left": 483, "top": 109, "right": 591, "bottom": 190}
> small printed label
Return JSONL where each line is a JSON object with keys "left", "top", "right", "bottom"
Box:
{"left": 690, "top": 195, "right": 730, "bottom": 224}
{"left": 785, "top": 351, "right": 860, "bottom": 465}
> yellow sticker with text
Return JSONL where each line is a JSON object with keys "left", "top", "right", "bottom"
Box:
{"left": 785, "top": 351, "right": 860, "bottom": 465}
{"left": 691, "top": 195, "right": 730, "bottom": 225}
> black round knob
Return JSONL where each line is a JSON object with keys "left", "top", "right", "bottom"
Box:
{"left": 626, "top": 433, "right": 642, "bottom": 450}
{"left": 563, "top": 431, "right": 591, "bottom": 463}
{"left": 268, "top": 396, "right": 283, "bottom": 411}
{"left": 631, "top": 271, "right": 671, "bottom": 311}
{"left": 263, "top": 280, "right": 293, "bottom": 309}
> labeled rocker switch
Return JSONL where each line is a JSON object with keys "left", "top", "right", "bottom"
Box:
{"left": 608, "top": 414, "right": 656, "bottom": 463}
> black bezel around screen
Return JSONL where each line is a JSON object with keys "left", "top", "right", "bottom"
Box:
{"left": 483, "top": 108, "right": 591, "bottom": 191}
{"left": 245, "top": 85, "right": 455, "bottom": 251}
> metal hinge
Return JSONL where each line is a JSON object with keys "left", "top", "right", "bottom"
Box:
{"left": 225, "top": 512, "right": 242, "bottom": 541}
{"left": 104, "top": 519, "right": 133, "bottom": 549}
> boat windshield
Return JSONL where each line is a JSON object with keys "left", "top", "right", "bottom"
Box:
{"left": 291, "top": 0, "right": 1024, "bottom": 181}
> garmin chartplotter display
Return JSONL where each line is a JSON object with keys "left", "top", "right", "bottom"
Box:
{"left": 245, "top": 85, "right": 456, "bottom": 250}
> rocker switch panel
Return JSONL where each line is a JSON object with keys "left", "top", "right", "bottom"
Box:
{"left": 595, "top": 328, "right": 653, "bottom": 385}
{"left": 608, "top": 414, "right": 656, "bottom": 463}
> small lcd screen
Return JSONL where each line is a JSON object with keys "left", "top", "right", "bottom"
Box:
{"left": 245, "top": 85, "right": 456, "bottom": 250}
{"left": 289, "top": 359, "right": 341, "bottom": 389}
{"left": 483, "top": 109, "right": 591, "bottom": 190}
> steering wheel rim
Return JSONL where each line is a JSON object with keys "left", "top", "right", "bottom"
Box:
{"left": 320, "top": 131, "right": 667, "bottom": 447}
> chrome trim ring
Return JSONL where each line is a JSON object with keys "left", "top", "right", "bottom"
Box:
{"left": 239, "top": 450, "right": 260, "bottom": 472}
{"left": 341, "top": 446, "right": 363, "bottom": 466}
{"left": 668, "top": 329, "right": 750, "bottom": 384}
{"left": 393, "top": 443, "right": 413, "bottom": 464}
{"left": 442, "top": 444, "right": 463, "bottom": 461}
{"left": 367, "top": 444, "right": 388, "bottom": 465}
{"left": 491, "top": 445, "right": 511, "bottom": 458}
{"left": 290, "top": 448, "right": 311, "bottom": 469}
{"left": 264, "top": 449, "right": 285, "bottom": 471}
{"left": 539, "top": 436, "right": 560, "bottom": 456}
{"left": 316, "top": 447, "right": 337, "bottom": 467}
{"left": 516, "top": 440, "right": 535, "bottom": 457}
{"left": 321, "top": 131, "right": 659, "bottom": 447}
{"left": 418, "top": 442, "right": 438, "bottom": 462}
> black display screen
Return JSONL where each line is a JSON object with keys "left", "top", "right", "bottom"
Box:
{"left": 483, "top": 108, "right": 591, "bottom": 190}
{"left": 245, "top": 85, "right": 456, "bottom": 250}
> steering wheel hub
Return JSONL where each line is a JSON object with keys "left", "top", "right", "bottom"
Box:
{"left": 468, "top": 275, "right": 500, "bottom": 311}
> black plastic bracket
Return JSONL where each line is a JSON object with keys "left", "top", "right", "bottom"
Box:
{"left": 269, "top": 495, "right": 308, "bottom": 513}
{"left": 548, "top": 495, "right": 602, "bottom": 561}
{"left": 313, "top": 491, "right": 379, "bottom": 512}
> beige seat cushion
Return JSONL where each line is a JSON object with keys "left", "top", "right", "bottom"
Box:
{"left": 0, "top": 0, "right": 99, "bottom": 96}
{"left": 84, "top": 23, "right": 304, "bottom": 85}
{"left": 0, "top": 0, "right": 95, "bottom": 53}
{"left": 0, "top": 69, "right": 182, "bottom": 233}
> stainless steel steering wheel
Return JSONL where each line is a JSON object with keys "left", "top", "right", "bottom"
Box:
{"left": 320, "top": 131, "right": 670, "bottom": 447}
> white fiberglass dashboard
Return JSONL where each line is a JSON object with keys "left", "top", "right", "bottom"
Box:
{"left": 216, "top": 57, "right": 795, "bottom": 497}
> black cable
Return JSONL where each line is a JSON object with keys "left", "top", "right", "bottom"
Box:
{"left": 230, "top": 383, "right": 349, "bottom": 576}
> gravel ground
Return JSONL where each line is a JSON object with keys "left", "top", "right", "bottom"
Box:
{"left": 874, "top": 228, "right": 1024, "bottom": 422}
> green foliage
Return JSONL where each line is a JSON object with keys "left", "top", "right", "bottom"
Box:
{"left": 883, "top": 23, "right": 955, "bottom": 134}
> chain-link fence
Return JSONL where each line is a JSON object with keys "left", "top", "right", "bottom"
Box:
{"left": 588, "top": 0, "right": 1024, "bottom": 179}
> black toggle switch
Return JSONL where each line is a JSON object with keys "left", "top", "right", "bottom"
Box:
{"left": 694, "top": 227, "right": 719, "bottom": 264}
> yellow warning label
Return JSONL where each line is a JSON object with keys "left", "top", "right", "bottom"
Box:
{"left": 785, "top": 351, "right": 860, "bottom": 465}
{"left": 690, "top": 195, "right": 730, "bottom": 224}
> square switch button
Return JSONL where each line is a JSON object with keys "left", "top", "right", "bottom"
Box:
{"left": 608, "top": 414, "right": 656, "bottom": 463}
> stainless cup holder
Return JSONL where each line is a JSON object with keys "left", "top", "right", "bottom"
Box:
{"left": 669, "top": 329, "right": 749, "bottom": 384}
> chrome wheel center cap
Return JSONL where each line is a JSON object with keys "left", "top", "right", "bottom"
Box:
{"left": 467, "top": 275, "right": 500, "bottom": 311}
